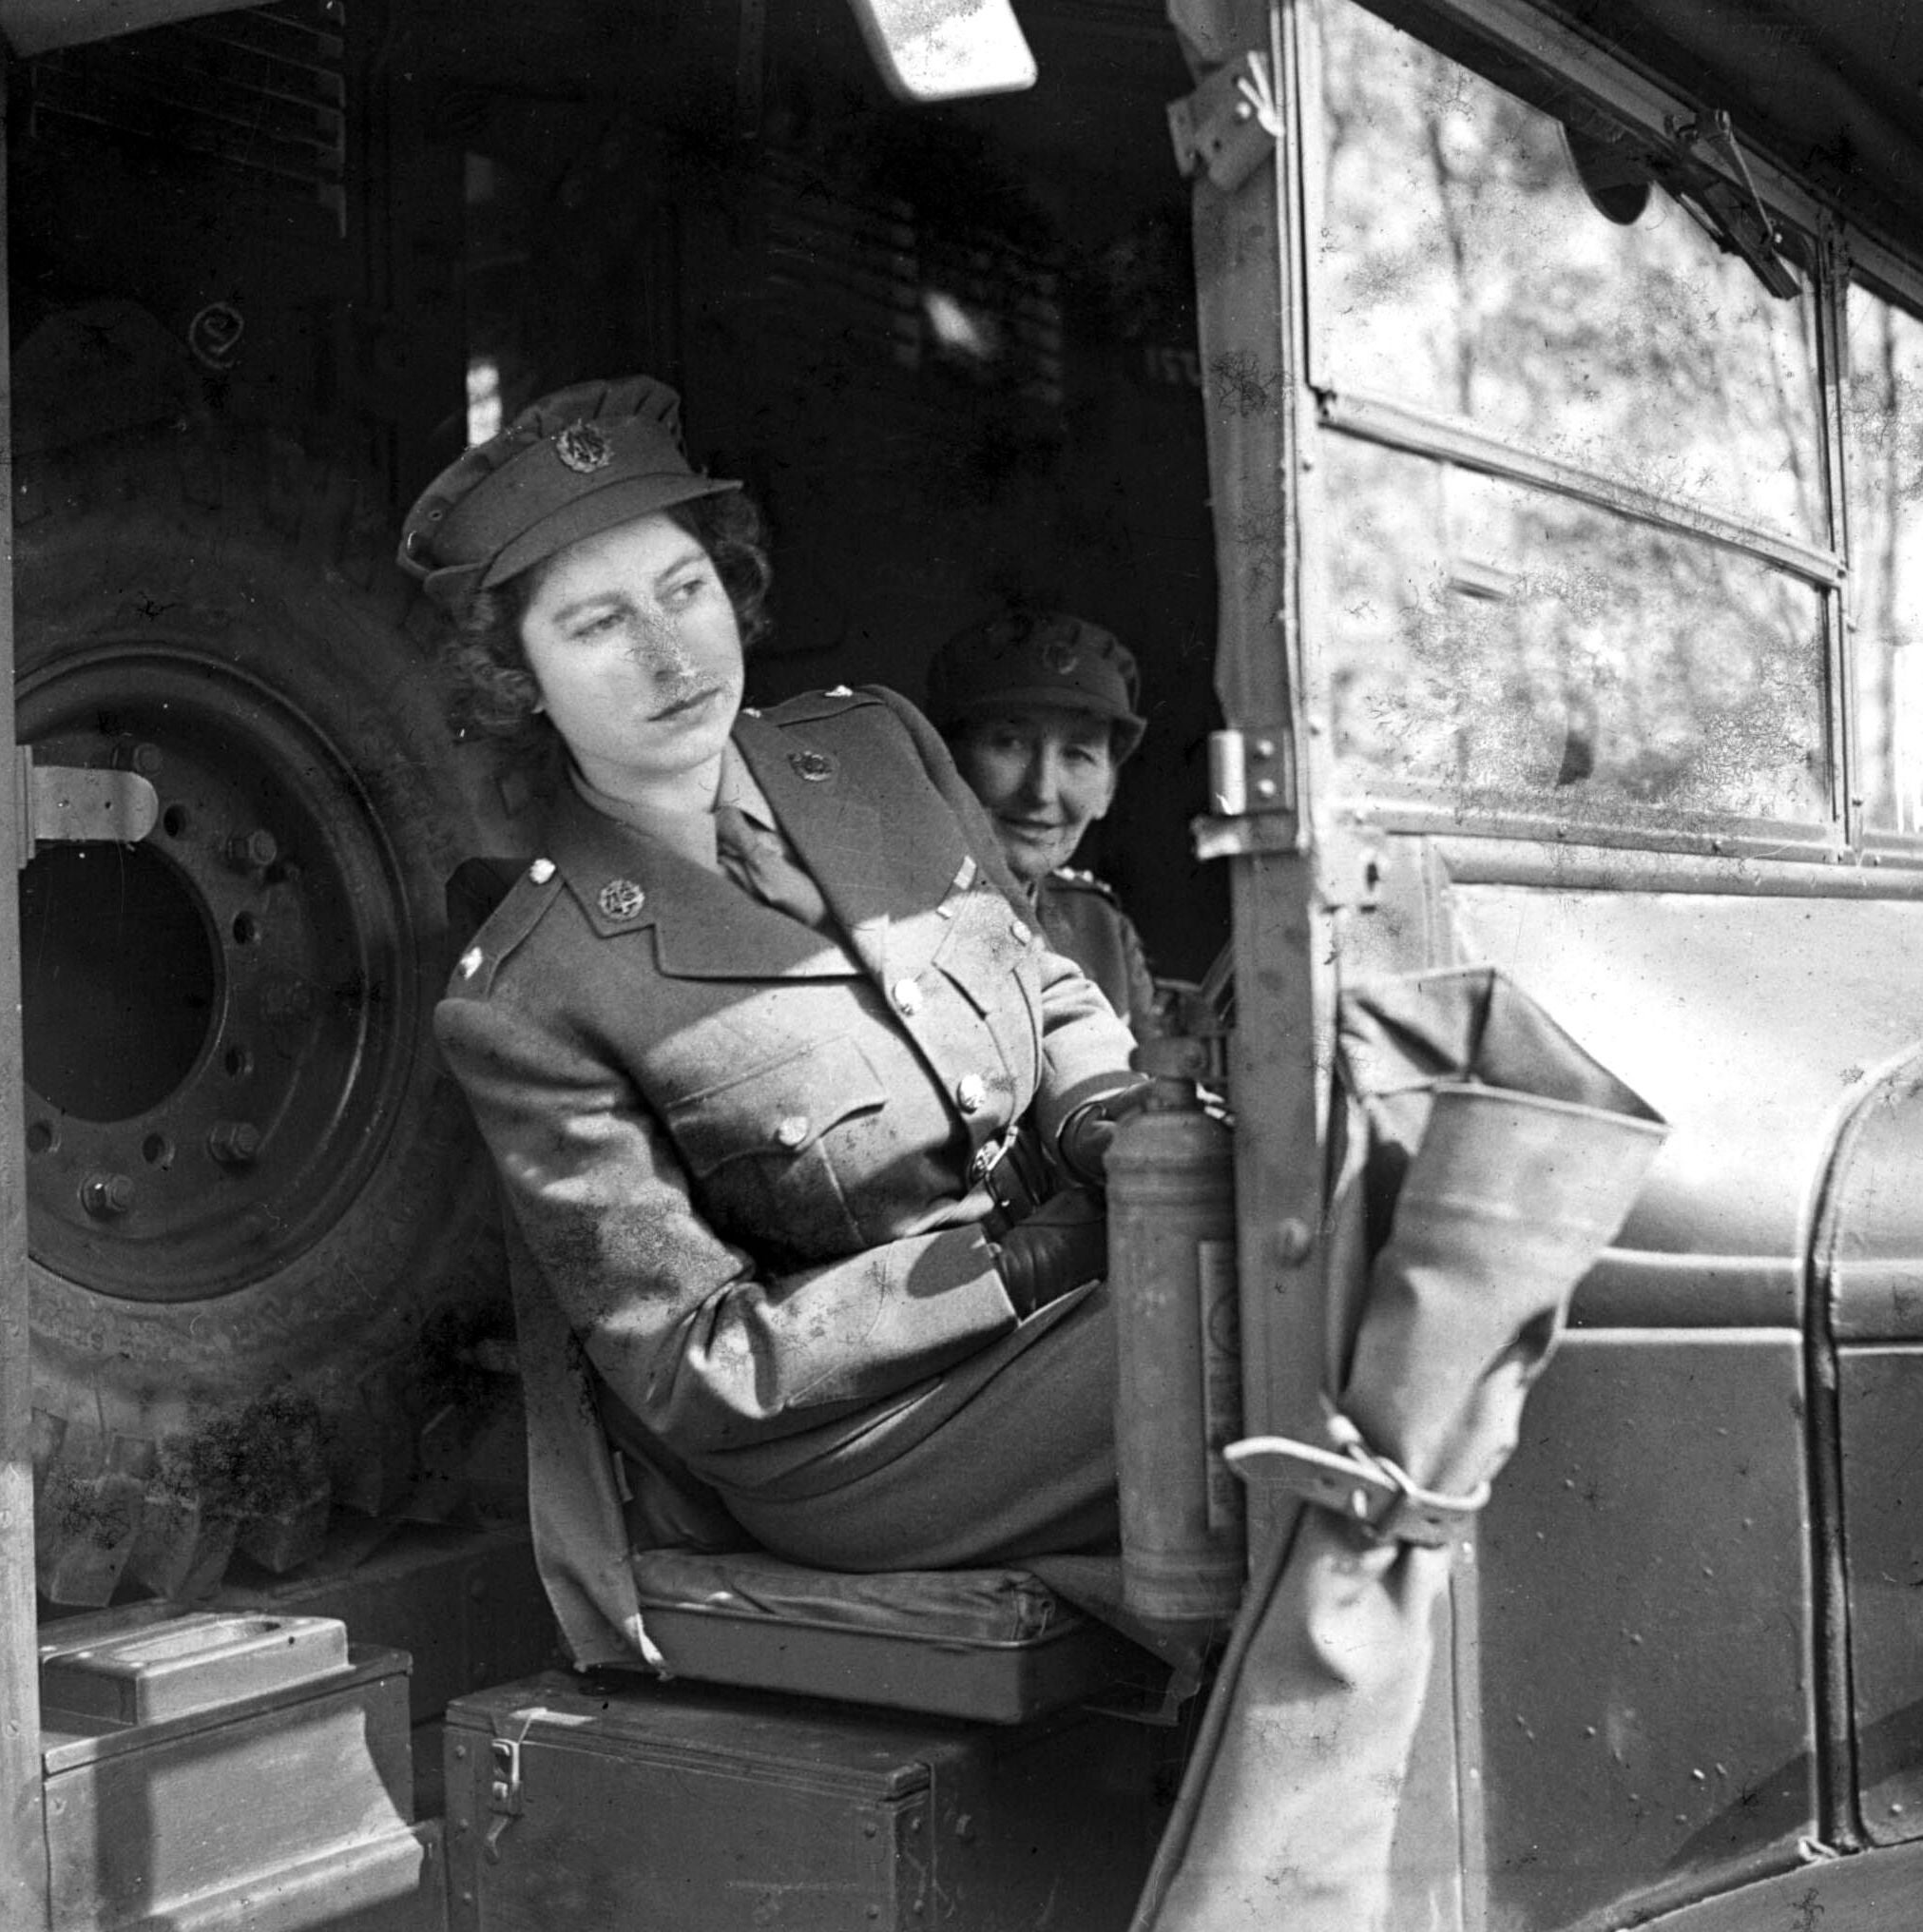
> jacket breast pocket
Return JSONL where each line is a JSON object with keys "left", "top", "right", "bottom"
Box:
{"left": 661, "top": 1034, "right": 890, "bottom": 1260}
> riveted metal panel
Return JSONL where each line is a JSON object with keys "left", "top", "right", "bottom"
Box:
{"left": 1473, "top": 1330, "right": 1816, "bottom": 1929}
{"left": 1445, "top": 884, "right": 1923, "bottom": 1266}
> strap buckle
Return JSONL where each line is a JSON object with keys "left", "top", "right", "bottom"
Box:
{"left": 1223, "top": 1405, "right": 1489, "bottom": 1548}
{"left": 971, "top": 1125, "right": 1053, "bottom": 1236}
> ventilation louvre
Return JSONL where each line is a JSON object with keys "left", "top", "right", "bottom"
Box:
{"left": 759, "top": 147, "right": 1065, "bottom": 416}
{"left": 29, "top": 1, "right": 348, "bottom": 237}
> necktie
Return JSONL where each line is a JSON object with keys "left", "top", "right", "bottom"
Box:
{"left": 713, "top": 803, "right": 831, "bottom": 930}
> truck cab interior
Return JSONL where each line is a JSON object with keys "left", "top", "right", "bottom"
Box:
{"left": 4, "top": 2, "right": 1923, "bottom": 1929}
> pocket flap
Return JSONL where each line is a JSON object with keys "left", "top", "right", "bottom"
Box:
{"left": 663, "top": 1034, "right": 888, "bottom": 1176}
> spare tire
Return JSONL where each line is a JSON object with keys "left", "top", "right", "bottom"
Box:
{"left": 16, "top": 425, "right": 510, "bottom": 1605}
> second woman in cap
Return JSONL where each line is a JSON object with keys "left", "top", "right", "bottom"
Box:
{"left": 927, "top": 610, "right": 1160, "bottom": 1037}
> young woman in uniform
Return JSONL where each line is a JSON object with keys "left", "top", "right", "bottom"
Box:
{"left": 400, "top": 377, "right": 1142, "bottom": 1666}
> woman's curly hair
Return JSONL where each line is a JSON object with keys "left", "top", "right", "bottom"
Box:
{"left": 438, "top": 490, "right": 774, "bottom": 770}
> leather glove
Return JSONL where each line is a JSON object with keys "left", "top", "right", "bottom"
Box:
{"left": 992, "top": 1188, "right": 1107, "bottom": 1318}
{"left": 1055, "top": 1083, "right": 1152, "bottom": 1189}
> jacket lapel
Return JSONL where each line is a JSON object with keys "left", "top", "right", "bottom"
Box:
{"left": 733, "top": 709, "right": 986, "bottom": 985}
{"left": 735, "top": 711, "right": 896, "bottom": 970}
{"left": 545, "top": 784, "right": 859, "bottom": 981}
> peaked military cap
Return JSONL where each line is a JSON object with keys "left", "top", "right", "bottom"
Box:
{"left": 397, "top": 376, "right": 741, "bottom": 611}
{"left": 927, "top": 610, "right": 1146, "bottom": 762}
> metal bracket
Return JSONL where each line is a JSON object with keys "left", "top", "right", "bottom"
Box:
{"left": 1167, "top": 50, "right": 1280, "bottom": 194}
{"left": 13, "top": 750, "right": 160, "bottom": 867}
{"left": 1193, "top": 811, "right": 1301, "bottom": 861}
{"left": 1663, "top": 108, "right": 1803, "bottom": 299}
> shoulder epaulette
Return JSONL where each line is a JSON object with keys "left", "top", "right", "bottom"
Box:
{"left": 446, "top": 860, "right": 567, "bottom": 996}
{"left": 1048, "top": 866, "right": 1121, "bottom": 902}
{"left": 757, "top": 685, "right": 884, "bottom": 726}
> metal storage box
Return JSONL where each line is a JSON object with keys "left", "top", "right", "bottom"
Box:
{"left": 444, "top": 1671, "right": 1167, "bottom": 1931}
{"left": 39, "top": 1608, "right": 442, "bottom": 1932}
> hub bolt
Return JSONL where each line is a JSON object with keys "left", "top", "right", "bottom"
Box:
{"left": 112, "top": 741, "right": 163, "bottom": 777}
{"left": 207, "top": 1121, "right": 261, "bottom": 1168}
{"left": 224, "top": 829, "right": 279, "bottom": 871}
{"left": 81, "top": 1173, "right": 135, "bottom": 1219}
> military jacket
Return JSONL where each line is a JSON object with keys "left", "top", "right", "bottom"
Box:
{"left": 1034, "top": 868, "right": 1159, "bottom": 1038}
{"left": 435, "top": 686, "right": 1138, "bottom": 1662}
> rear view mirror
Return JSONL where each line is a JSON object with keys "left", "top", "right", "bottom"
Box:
{"left": 845, "top": 0, "right": 1037, "bottom": 102}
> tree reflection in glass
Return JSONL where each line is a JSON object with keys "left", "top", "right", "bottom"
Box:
{"left": 1324, "top": 443, "right": 1826, "bottom": 823}
{"left": 1845, "top": 286, "right": 1923, "bottom": 833}
{"left": 1310, "top": 0, "right": 1833, "bottom": 826}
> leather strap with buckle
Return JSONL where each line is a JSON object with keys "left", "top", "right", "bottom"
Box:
{"left": 1223, "top": 1407, "right": 1489, "bottom": 1548}
{"left": 970, "top": 1125, "right": 1054, "bottom": 1236}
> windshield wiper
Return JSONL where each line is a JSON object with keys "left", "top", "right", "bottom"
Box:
{"left": 1658, "top": 108, "right": 1805, "bottom": 299}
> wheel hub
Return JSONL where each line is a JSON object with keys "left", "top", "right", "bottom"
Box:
{"left": 19, "top": 644, "right": 419, "bottom": 1303}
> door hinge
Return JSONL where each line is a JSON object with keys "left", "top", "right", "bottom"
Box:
{"left": 1168, "top": 50, "right": 1280, "bottom": 194}
{"left": 13, "top": 748, "right": 160, "bottom": 867}
{"left": 1207, "top": 726, "right": 1294, "bottom": 817}
{"left": 1193, "top": 726, "right": 1301, "bottom": 860}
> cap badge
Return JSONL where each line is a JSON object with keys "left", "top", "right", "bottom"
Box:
{"left": 597, "top": 878, "right": 647, "bottom": 920}
{"left": 555, "top": 420, "right": 613, "bottom": 473}
{"left": 790, "top": 749, "right": 837, "bottom": 782}
{"left": 1041, "top": 638, "right": 1081, "bottom": 675}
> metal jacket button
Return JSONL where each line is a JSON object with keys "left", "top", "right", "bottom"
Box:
{"left": 458, "top": 946, "right": 484, "bottom": 978}
{"left": 775, "top": 1115, "right": 810, "bottom": 1150}
{"left": 891, "top": 976, "right": 922, "bottom": 1015}
{"left": 955, "top": 1074, "right": 986, "bottom": 1115}
{"left": 1009, "top": 919, "right": 1030, "bottom": 945}
{"left": 529, "top": 858, "right": 556, "bottom": 884}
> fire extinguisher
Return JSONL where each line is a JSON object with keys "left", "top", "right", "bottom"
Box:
{"left": 1108, "top": 1022, "right": 1242, "bottom": 1628}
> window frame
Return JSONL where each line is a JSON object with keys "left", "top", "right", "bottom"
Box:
{"left": 1289, "top": 0, "right": 1923, "bottom": 862}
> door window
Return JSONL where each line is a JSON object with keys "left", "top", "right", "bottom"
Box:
{"left": 1845, "top": 282, "right": 1923, "bottom": 834}
{"left": 1312, "top": 0, "right": 1825, "bottom": 545}
{"left": 1308, "top": 0, "right": 1835, "bottom": 832}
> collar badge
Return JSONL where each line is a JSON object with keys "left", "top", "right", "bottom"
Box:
{"left": 598, "top": 878, "right": 646, "bottom": 920}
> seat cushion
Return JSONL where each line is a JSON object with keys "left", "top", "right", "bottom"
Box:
{"left": 630, "top": 1547, "right": 1062, "bottom": 1644}
{"left": 627, "top": 1546, "right": 1146, "bottom": 1723}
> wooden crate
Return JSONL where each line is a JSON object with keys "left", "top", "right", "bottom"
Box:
{"left": 445, "top": 1671, "right": 1168, "bottom": 1932}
